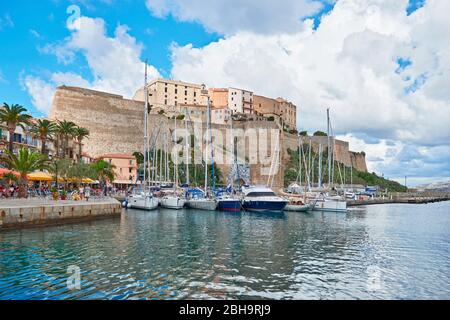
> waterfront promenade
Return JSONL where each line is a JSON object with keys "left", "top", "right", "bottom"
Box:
{"left": 0, "top": 198, "right": 122, "bottom": 230}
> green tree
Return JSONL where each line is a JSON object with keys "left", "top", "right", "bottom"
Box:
{"left": 1, "top": 148, "right": 49, "bottom": 198}
{"left": 91, "top": 160, "right": 116, "bottom": 194}
{"left": 48, "top": 158, "right": 72, "bottom": 189}
{"left": 299, "top": 131, "right": 308, "bottom": 136}
{"left": 0, "top": 103, "right": 32, "bottom": 153}
{"left": 31, "top": 119, "right": 58, "bottom": 155}
{"left": 56, "top": 120, "right": 77, "bottom": 159}
{"left": 73, "top": 126, "right": 90, "bottom": 162}
{"left": 67, "top": 162, "right": 95, "bottom": 185}
{"left": 313, "top": 131, "right": 327, "bottom": 136}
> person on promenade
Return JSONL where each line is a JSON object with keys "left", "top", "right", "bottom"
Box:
{"left": 79, "top": 185, "right": 85, "bottom": 200}
{"left": 85, "top": 185, "right": 91, "bottom": 202}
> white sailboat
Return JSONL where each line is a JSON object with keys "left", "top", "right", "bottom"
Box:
{"left": 186, "top": 86, "right": 217, "bottom": 211}
{"left": 161, "top": 116, "right": 186, "bottom": 210}
{"left": 308, "top": 108, "right": 347, "bottom": 212}
{"left": 127, "top": 62, "right": 159, "bottom": 211}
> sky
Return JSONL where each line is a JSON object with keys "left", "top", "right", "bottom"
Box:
{"left": 0, "top": 0, "right": 449, "bottom": 186}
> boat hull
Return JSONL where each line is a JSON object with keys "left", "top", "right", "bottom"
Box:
{"left": 242, "top": 200, "right": 287, "bottom": 213}
{"left": 217, "top": 199, "right": 241, "bottom": 212}
{"left": 187, "top": 199, "right": 217, "bottom": 211}
{"left": 284, "top": 204, "right": 312, "bottom": 212}
{"left": 311, "top": 200, "right": 347, "bottom": 212}
{"left": 127, "top": 196, "right": 159, "bottom": 210}
{"left": 161, "top": 197, "right": 186, "bottom": 210}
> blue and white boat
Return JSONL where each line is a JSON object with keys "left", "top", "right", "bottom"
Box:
{"left": 241, "top": 186, "right": 288, "bottom": 213}
{"left": 217, "top": 195, "right": 241, "bottom": 212}
{"left": 215, "top": 187, "right": 241, "bottom": 212}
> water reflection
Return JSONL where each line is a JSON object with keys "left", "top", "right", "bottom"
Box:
{"left": 0, "top": 202, "right": 449, "bottom": 299}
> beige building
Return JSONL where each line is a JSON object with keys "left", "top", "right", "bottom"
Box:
{"left": 211, "top": 107, "right": 232, "bottom": 125}
{"left": 276, "top": 97, "right": 297, "bottom": 131}
{"left": 254, "top": 95, "right": 297, "bottom": 131}
{"left": 209, "top": 88, "right": 229, "bottom": 109}
{"left": 178, "top": 104, "right": 208, "bottom": 123}
{"left": 98, "top": 153, "right": 138, "bottom": 185}
{"left": 133, "top": 78, "right": 208, "bottom": 114}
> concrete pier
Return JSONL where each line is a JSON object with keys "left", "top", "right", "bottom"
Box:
{"left": 348, "top": 196, "right": 449, "bottom": 207}
{"left": 0, "top": 198, "right": 122, "bottom": 231}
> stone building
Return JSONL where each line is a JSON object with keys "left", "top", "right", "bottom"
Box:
{"left": 133, "top": 78, "right": 208, "bottom": 113}
{"left": 253, "top": 95, "right": 297, "bottom": 131}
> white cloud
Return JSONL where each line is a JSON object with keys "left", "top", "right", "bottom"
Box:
{"left": 169, "top": 0, "right": 450, "bottom": 183}
{"left": 0, "top": 69, "right": 7, "bottom": 84}
{"left": 0, "top": 13, "right": 14, "bottom": 31}
{"left": 21, "top": 75, "right": 56, "bottom": 114}
{"left": 146, "top": 0, "right": 326, "bottom": 35}
{"left": 25, "top": 16, "right": 160, "bottom": 113}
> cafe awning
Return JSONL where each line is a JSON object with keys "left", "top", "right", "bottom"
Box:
{"left": 27, "top": 171, "right": 53, "bottom": 181}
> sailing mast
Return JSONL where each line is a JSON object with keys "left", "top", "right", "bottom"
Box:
{"left": 204, "top": 95, "right": 210, "bottom": 194}
{"left": 143, "top": 61, "right": 149, "bottom": 188}
{"left": 174, "top": 116, "right": 179, "bottom": 188}
{"left": 318, "top": 143, "right": 322, "bottom": 188}
{"left": 327, "top": 108, "right": 331, "bottom": 189}
{"left": 184, "top": 108, "right": 190, "bottom": 186}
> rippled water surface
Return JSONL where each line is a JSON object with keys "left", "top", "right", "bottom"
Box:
{"left": 0, "top": 202, "right": 449, "bottom": 300}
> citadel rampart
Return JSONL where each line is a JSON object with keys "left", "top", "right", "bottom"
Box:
{"left": 50, "top": 86, "right": 367, "bottom": 188}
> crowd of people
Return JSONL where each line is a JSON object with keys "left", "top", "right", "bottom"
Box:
{"left": 0, "top": 181, "right": 129, "bottom": 200}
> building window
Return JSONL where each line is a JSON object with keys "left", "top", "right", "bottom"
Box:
{"left": 185, "top": 90, "right": 187, "bottom": 95}
{"left": 175, "top": 89, "right": 178, "bottom": 94}
{"left": 164, "top": 99, "right": 167, "bottom": 105}
{"left": 165, "top": 87, "right": 167, "bottom": 93}
{"left": 194, "top": 92, "right": 197, "bottom": 97}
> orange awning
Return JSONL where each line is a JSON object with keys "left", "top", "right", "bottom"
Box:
{"left": 0, "top": 168, "right": 20, "bottom": 177}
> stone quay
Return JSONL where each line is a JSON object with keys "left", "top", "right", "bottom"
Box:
{"left": 0, "top": 198, "right": 122, "bottom": 231}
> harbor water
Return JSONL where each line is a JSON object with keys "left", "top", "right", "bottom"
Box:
{"left": 0, "top": 202, "right": 449, "bottom": 300}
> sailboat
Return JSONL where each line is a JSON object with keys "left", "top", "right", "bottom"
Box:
{"left": 284, "top": 134, "right": 313, "bottom": 212}
{"left": 308, "top": 108, "right": 347, "bottom": 213}
{"left": 186, "top": 87, "right": 217, "bottom": 211}
{"left": 127, "top": 62, "right": 159, "bottom": 210}
{"left": 160, "top": 115, "right": 186, "bottom": 209}
{"left": 217, "top": 114, "right": 241, "bottom": 212}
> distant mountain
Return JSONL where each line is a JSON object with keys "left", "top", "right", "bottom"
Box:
{"left": 416, "top": 181, "right": 450, "bottom": 192}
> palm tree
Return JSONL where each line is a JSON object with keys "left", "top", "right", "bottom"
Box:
{"left": 1, "top": 148, "right": 49, "bottom": 198}
{"left": 73, "top": 126, "right": 90, "bottom": 162}
{"left": 133, "top": 151, "right": 144, "bottom": 165}
{"left": 31, "top": 119, "right": 57, "bottom": 155}
{"left": 0, "top": 103, "right": 32, "bottom": 153}
{"left": 91, "top": 160, "right": 116, "bottom": 195}
{"left": 56, "top": 120, "right": 77, "bottom": 159}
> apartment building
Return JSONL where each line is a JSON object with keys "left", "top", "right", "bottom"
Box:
{"left": 0, "top": 121, "right": 41, "bottom": 155}
{"left": 133, "top": 78, "right": 208, "bottom": 113}
{"left": 228, "top": 88, "right": 254, "bottom": 114}
{"left": 97, "top": 153, "right": 138, "bottom": 185}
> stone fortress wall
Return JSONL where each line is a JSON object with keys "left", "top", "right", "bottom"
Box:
{"left": 50, "top": 86, "right": 367, "bottom": 188}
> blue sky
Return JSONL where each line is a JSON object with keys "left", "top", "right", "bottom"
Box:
{"left": 0, "top": 0, "right": 424, "bottom": 116}
{"left": 0, "top": 0, "right": 222, "bottom": 117}
{"left": 0, "top": 0, "right": 447, "bottom": 186}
